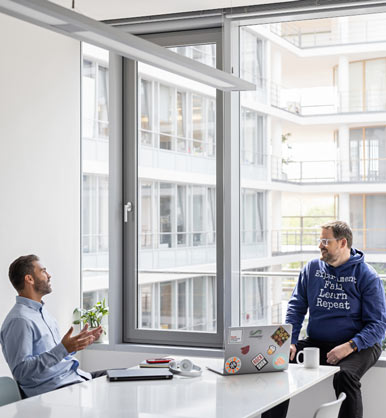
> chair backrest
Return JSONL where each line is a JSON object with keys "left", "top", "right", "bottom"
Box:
{"left": 313, "top": 392, "right": 346, "bottom": 418}
{"left": 0, "top": 376, "right": 22, "bottom": 407}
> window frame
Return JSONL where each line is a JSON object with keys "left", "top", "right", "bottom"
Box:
{"left": 123, "top": 28, "right": 225, "bottom": 347}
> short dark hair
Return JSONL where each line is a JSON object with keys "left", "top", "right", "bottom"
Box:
{"left": 9, "top": 255, "right": 39, "bottom": 292}
{"left": 321, "top": 221, "right": 353, "bottom": 249}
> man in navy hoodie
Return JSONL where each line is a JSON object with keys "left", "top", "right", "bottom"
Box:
{"left": 263, "top": 221, "right": 386, "bottom": 418}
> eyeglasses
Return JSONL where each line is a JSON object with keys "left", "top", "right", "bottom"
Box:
{"left": 318, "top": 238, "right": 339, "bottom": 246}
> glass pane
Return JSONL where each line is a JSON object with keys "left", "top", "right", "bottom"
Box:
{"left": 81, "top": 44, "right": 109, "bottom": 339}
{"left": 178, "top": 281, "right": 187, "bottom": 329}
{"left": 140, "top": 182, "right": 153, "bottom": 249}
{"left": 349, "top": 128, "right": 363, "bottom": 180}
{"left": 365, "top": 59, "right": 386, "bottom": 111}
{"left": 160, "top": 183, "right": 173, "bottom": 248}
{"left": 365, "top": 195, "right": 386, "bottom": 249}
{"left": 97, "top": 66, "right": 109, "bottom": 138}
{"left": 192, "top": 94, "right": 204, "bottom": 155}
{"left": 159, "top": 85, "right": 174, "bottom": 150}
{"left": 82, "top": 60, "right": 96, "bottom": 138}
{"left": 177, "top": 185, "right": 187, "bottom": 246}
{"left": 140, "top": 79, "right": 152, "bottom": 146}
{"left": 177, "top": 91, "right": 187, "bottom": 152}
{"left": 193, "top": 186, "right": 205, "bottom": 246}
{"left": 140, "top": 285, "right": 152, "bottom": 328}
{"left": 137, "top": 44, "right": 217, "bottom": 333}
{"left": 160, "top": 282, "right": 173, "bottom": 329}
{"left": 349, "top": 62, "right": 363, "bottom": 112}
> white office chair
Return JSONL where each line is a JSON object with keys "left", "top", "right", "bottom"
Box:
{"left": 313, "top": 392, "right": 346, "bottom": 418}
{"left": 0, "top": 376, "right": 22, "bottom": 407}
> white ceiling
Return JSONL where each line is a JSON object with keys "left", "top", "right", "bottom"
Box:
{"left": 50, "top": 0, "right": 297, "bottom": 21}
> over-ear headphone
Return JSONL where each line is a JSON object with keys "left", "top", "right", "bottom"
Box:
{"left": 168, "top": 359, "right": 202, "bottom": 377}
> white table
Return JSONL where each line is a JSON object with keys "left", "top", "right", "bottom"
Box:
{"left": 0, "top": 358, "right": 338, "bottom": 418}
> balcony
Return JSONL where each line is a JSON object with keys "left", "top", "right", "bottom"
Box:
{"left": 272, "top": 156, "right": 386, "bottom": 183}
{"left": 272, "top": 227, "right": 386, "bottom": 254}
{"left": 270, "top": 83, "right": 386, "bottom": 116}
{"left": 269, "top": 16, "right": 386, "bottom": 49}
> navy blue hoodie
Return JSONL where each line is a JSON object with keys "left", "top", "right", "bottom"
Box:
{"left": 286, "top": 248, "right": 386, "bottom": 351}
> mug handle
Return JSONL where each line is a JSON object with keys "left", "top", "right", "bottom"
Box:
{"left": 296, "top": 350, "right": 304, "bottom": 364}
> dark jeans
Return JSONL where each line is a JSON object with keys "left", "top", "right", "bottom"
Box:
{"left": 262, "top": 338, "right": 381, "bottom": 418}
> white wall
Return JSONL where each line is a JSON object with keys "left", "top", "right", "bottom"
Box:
{"left": 0, "top": 14, "right": 81, "bottom": 376}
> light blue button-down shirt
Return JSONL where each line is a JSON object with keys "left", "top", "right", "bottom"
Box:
{"left": 0, "top": 296, "right": 91, "bottom": 397}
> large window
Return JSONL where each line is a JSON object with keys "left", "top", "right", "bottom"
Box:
{"left": 101, "top": 5, "right": 386, "bottom": 351}
{"left": 344, "top": 58, "right": 386, "bottom": 112}
{"left": 124, "top": 31, "right": 222, "bottom": 347}
{"left": 81, "top": 44, "right": 109, "bottom": 318}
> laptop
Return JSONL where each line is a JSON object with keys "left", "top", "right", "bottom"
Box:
{"left": 208, "top": 324, "right": 292, "bottom": 376}
{"left": 107, "top": 368, "right": 173, "bottom": 381}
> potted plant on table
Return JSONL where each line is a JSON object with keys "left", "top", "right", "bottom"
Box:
{"left": 73, "top": 298, "right": 109, "bottom": 343}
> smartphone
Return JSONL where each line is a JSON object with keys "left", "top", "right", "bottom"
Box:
{"left": 146, "top": 358, "right": 173, "bottom": 364}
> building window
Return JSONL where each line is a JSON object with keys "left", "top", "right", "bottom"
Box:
{"left": 350, "top": 194, "right": 386, "bottom": 251}
{"left": 349, "top": 127, "right": 386, "bottom": 181}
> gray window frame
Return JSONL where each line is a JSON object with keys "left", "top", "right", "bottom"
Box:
{"left": 123, "top": 28, "right": 226, "bottom": 347}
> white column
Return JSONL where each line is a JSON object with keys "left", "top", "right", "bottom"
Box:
{"left": 339, "top": 193, "right": 350, "bottom": 224}
{"left": 271, "top": 50, "right": 282, "bottom": 107}
{"left": 338, "top": 56, "right": 349, "bottom": 112}
{"left": 339, "top": 126, "right": 350, "bottom": 181}
{"left": 265, "top": 40, "right": 272, "bottom": 106}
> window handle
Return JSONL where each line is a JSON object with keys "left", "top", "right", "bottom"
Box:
{"left": 124, "top": 201, "right": 133, "bottom": 223}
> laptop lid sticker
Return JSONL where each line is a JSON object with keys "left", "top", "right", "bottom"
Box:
{"left": 229, "top": 329, "right": 243, "bottom": 344}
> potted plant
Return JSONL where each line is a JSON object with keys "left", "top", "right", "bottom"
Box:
{"left": 73, "top": 298, "right": 109, "bottom": 343}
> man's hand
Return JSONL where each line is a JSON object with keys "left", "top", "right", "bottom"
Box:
{"left": 88, "top": 325, "right": 103, "bottom": 341}
{"left": 326, "top": 342, "right": 353, "bottom": 365}
{"left": 61, "top": 324, "right": 99, "bottom": 353}
{"left": 290, "top": 344, "right": 297, "bottom": 361}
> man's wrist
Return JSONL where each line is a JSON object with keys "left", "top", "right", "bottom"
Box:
{"left": 348, "top": 339, "right": 358, "bottom": 352}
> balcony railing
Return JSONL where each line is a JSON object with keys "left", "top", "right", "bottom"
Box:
{"left": 272, "top": 227, "right": 386, "bottom": 254}
{"left": 272, "top": 156, "right": 386, "bottom": 183}
{"left": 270, "top": 82, "right": 386, "bottom": 116}
{"left": 83, "top": 234, "right": 108, "bottom": 253}
{"left": 269, "top": 17, "right": 386, "bottom": 48}
{"left": 83, "top": 117, "right": 109, "bottom": 139}
{"left": 140, "top": 129, "right": 216, "bottom": 157}
{"left": 141, "top": 230, "right": 267, "bottom": 250}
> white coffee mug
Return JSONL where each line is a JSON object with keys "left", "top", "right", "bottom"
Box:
{"left": 296, "top": 347, "right": 320, "bottom": 369}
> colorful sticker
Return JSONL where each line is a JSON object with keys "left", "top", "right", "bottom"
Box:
{"left": 229, "top": 329, "right": 243, "bottom": 344}
{"left": 249, "top": 329, "right": 263, "bottom": 338}
{"left": 251, "top": 353, "right": 268, "bottom": 371}
{"left": 225, "top": 356, "right": 242, "bottom": 374}
{"left": 267, "top": 345, "right": 276, "bottom": 355}
{"left": 271, "top": 326, "right": 290, "bottom": 347}
{"left": 272, "top": 354, "right": 287, "bottom": 370}
{"left": 241, "top": 345, "right": 250, "bottom": 355}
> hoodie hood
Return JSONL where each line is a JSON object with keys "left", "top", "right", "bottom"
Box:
{"left": 322, "top": 247, "right": 364, "bottom": 273}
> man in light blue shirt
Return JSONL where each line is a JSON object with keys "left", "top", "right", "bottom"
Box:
{"left": 0, "top": 254, "right": 103, "bottom": 397}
